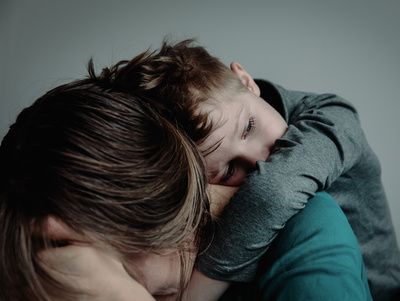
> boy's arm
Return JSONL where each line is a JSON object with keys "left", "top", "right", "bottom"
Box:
{"left": 181, "top": 185, "right": 238, "bottom": 301}
{"left": 196, "top": 83, "right": 367, "bottom": 282}
{"left": 183, "top": 269, "right": 229, "bottom": 301}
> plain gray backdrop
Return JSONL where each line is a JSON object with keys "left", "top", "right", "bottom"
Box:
{"left": 1, "top": 0, "right": 399, "bottom": 245}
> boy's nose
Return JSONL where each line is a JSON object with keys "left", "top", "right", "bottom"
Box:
{"left": 237, "top": 153, "right": 260, "bottom": 173}
{"left": 232, "top": 147, "right": 267, "bottom": 185}
{"left": 237, "top": 145, "right": 269, "bottom": 175}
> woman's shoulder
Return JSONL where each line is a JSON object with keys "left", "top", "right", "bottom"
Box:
{"left": 220, "top": 191, "right": 372, "bottom": 301}
{"left": 257, "top": 191, "right": 372, "bottom": 301}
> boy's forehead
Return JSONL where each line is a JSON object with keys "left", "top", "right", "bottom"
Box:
{"left": 197, "top": 98, "right": 224, "bottom": 112}
{"left": 198, "top": 99, "right": 244, "bottom": 150}
{"left": 199, "top": 107, "right": 246, "bottom": 182}
{"left": 198, "top": 99, "right": 241, "bottom": 124}
{"left": 197, "top": 107, "right": 228, "bottom": 153}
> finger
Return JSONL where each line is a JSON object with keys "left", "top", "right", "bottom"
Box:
{"left": 44, "top": 215, "right": 80, "bottom": 241}
{"left": 208, "top": 185, "right": 239, "bottom": 217}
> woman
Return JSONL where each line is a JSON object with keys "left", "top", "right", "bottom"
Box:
{"left": 0, "top": 61, "right": 212, "bottom": 300}
{"left": 0, "top": 59, "right": 372, "bottom": 301}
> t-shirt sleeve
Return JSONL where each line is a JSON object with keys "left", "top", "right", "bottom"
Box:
{"left": 196, "top": 84, "right": 367, "bottom": 281}
{"left": 218, "top": 192, "right": 372, "bottom": 301}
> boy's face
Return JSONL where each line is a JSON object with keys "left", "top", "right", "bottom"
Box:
{"left": 198, "top": 63, "right": 288, "bottom": 186}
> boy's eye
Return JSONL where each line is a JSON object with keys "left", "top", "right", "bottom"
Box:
{"left": 244, "top": 117, "right": 255, "bottom": 139}
{"left": 219, "top": 162, "right": 234, "bottom": 185}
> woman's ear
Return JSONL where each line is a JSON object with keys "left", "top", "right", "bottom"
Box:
{"left": 230, "top": 62, "right": 261, "bottom": 96}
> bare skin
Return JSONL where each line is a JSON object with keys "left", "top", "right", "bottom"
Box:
{"left": 40, "top": 184, "right": 237, "bottom": 301}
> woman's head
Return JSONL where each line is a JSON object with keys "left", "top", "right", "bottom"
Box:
{"left": 0, "top": 61, "right": 211, "bottom": 300}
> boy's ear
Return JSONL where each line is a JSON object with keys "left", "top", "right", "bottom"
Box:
{"left": 230, "top": 62, "right": 261, "bottom": 96}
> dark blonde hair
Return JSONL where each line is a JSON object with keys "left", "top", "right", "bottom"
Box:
{"left": 0, "top": 61, "right": 211, "bottom": 300}
{"left": 98, "top": 39, "right": 248, "bottom": 144}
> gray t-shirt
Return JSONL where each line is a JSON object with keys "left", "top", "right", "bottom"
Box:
{"left": 195, "top": 80, "right": 400, "bottom": 301}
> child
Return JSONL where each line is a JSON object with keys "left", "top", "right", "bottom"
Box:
{"left": 125, "top": 39, "right": 400, "bottom": 300}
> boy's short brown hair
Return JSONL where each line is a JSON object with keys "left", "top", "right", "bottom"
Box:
{"left": 100, "top": 39, "right": 248, "bottom": 144}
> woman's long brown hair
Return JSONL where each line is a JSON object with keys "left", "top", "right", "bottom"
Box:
{"left": 0, "top": 61, "right": 212, "bottom": 300}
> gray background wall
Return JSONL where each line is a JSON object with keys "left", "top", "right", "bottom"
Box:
{"left": 1, "top": 0, "right": 399, "bottom": 245}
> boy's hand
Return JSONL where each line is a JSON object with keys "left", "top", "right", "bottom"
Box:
{"left": 40, "top": 245, "right": 155, "bottom": 301}
{"left": 208, "top": 184, "right": 238, "bottom": 218}
{"left": 181, "top": 185, "right": 238, "bottom": 301}
{"left": 183, "top": 268, "right": 229, "bottom": 301}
